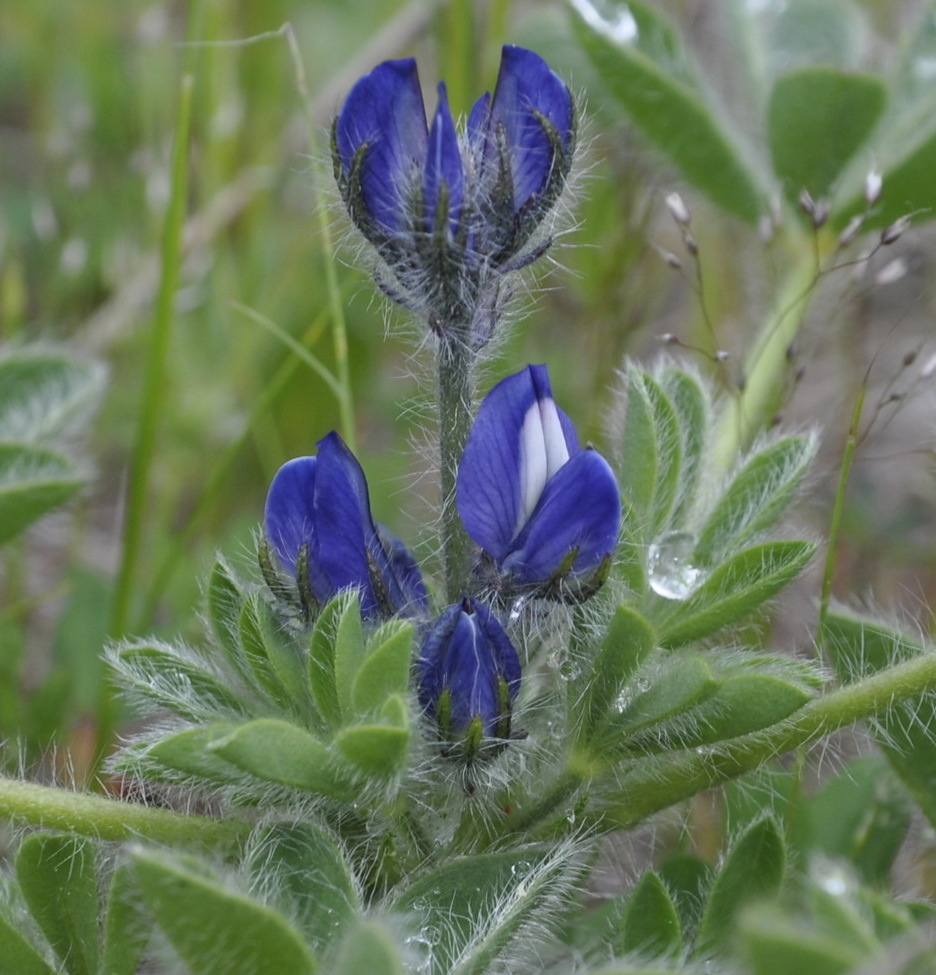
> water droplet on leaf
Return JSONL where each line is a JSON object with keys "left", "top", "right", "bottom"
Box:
{"left": 648, "top": 531, "right": 701, "bottom": 599}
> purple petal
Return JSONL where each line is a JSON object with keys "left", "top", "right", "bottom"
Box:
{"left": 335, "top": 59, "right": 428, "bottom": 233}
{"left": 424, "top": 83, "right": 464, "bottom": 236}
{"left": 490, "top": 45, "right": 574, "bottom": 211}
{"left": 264, "top": 456, "right": 318, "bottom": 575}
{"left": 457, "top": 365, "right": 576, "bottom": 559}
{"left": 502, "top": 448, "right": 621, "bottom": 584}
{"left": 375, "top": 524, "right": 429, "bottom": 616}
{"left": 310, "top": 432, "right": 380, "bottom": 612}
{"left": 418, "top": 599, "right": 520, "bottom": 736}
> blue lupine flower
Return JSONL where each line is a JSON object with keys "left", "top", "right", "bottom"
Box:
{"left": 333, "top": 46, "right": 575, "bottom": 340}
{"left": 264, "top": 431, "right": 427, "bottom": 619}
{"left": 457, "top": 364, "right": 621, "bottom": 594}
{"left": 417, "top": 596, "right": 522, "bottom": 759}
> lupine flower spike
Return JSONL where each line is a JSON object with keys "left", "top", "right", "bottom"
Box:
{"left": 457, "top": 364, "right": 622, "bottom": 599}
{"left": 333, "top": 46, "right": 575, "bottom": 346}
{"left": 417, "top": 596, "right": 522, "bottom": 766}
{"left": 263, "top": 431, "right": 428, "bottom": 620}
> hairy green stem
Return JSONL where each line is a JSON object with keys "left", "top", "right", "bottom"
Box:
{"left": 604, "top": 650, "right": 936, "bottom": 828}
{"left": 438, "top": 335, "right": 475, "bottom": 602}
{"left": 0, "top": 776, "right": 248, "bottom": 850}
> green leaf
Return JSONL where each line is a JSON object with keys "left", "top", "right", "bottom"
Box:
{"left": 619, "top": 870, "right": 683, "bottom": 959}
{"left": 246, "top": 823, "right": 359, "bottom": 956}
{"left": 335, "top": 592, "right": 366, "bottom": 716}
{"left": 334, "top": 921, "right": 405, "bottom": 975}
{"left": 612, "top": 654, "right": 717, "bottom": 746}
{"left": 615, "top": 367, "right": 681, "bottom": 537}
{"left": 210, "top": 718, "right": 351, "bottom": 797}
{"left": 308, "top": 594, "right": 346, "bottom": 728}
{"left": 822, "top": 610, "right": 936, "bottom": 829}
{"left": 657, "top": 366, "right": 709, "bottom": 526}
{"left": 351, "top": 621, "right": 413, "bottom": 716}
{"left": 761, "top": 0, "right": 869, "bottom": 73}
{"left": 737, "top": 904, "right": 867, "bottom": 975}
{"left": 0, "top": 443, "right": 84, "bottom": 546}
{"left": 694, "top": 435, "right": 816, "bottom": 566}
{"left": 0, "top": 914, "right": 57, "bottom": 975}
{"left": 0, "top": 350, "right": 104, "bottom": 442}
{"left": 145, "top": 724, "right": 247, "bottom": 785}
{"left": 206, "top": 558, "right": 245, "bottom": 669}
{"left": 768, "top": 69, "right": 885, "bottom": 205}
{"left": 16, "top": 833, "right": 99, "bottom": 975}
{"left": 133, "top": 849, "right": 319, "bottom": 975}
{"left": 334, "top": 706, "right": 409, "bottom": 777}
{"left": 580, "top": 605, "right": 656, "bottom": 744}
{"left": 238, "top": 593, "right": 296, "bottom": 711}
{"left": 686, "top": 672, "right": 813, "bottom": 745}
{"left": 102, "top": 861, "right": 150, "bottom": 975}
{"left": 792, "top": 756, "right": 911, "bottom": 886}
{"left": 653, "top": 540, "right": 816, "bottom": 647}
{"left": 574, "top": 0, "right": 764, "bottom": 222}
{"left": 697, "top": 816, "right": 786, "bottom": 957}
{"left": 392, "top": 846, "right": 584, "bottom": 975}
{"left": 111, "top": 643, "right": 248, "bottom": 721}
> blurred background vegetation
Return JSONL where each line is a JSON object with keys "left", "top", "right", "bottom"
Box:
{"left": 2, "top": 0, "right": 935, "bottom": 800}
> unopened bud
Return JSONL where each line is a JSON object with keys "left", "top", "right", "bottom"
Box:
{"left": 713, "top": 349, "right": 730, "bottom": 362}
{"left": 881, "top": 215, "right": 911, "bottom": 245}
{"left": 660, "top": 332, "right": 681, "bottom": 345}
{"left": 665, "top": 191, "right": 691, "bottom": 226}
{"left": 799, "top": 189, "right": 816, "bottom": 217}
{"left": 903, "top": 350, "right": 918, "bottom": 367}
{"left": 682, "top": 230, "right": 699, "bottom": 256}
{"left": 660, "top": 249, "right": 683, "bottom": 270}
{"left": 811, "top": 198, "right": 830, "bottom": 229}
{"left": 865, "top": 168, "right": 882, "bottom": 206}
{"left": 837, "top": 215, "right": 864, "bottom": 249}
{"left": 920, "top": 353, "right": 936, "bottom": 379}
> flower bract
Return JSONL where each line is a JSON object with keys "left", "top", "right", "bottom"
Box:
{"left": 417, "top": 596, "right": 522, "bottom": 759}
{"left": 264, "top": 432, "right": 427, "bottom": 619}
{"left": 457, "top": 364, "right": 621, "bottom": 593}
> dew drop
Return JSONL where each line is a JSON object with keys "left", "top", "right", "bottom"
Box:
{"left": 811, "top": 857, "right": 856, "bottom": 898}
{"left": 648, "top": 531, "right": 701, "bottom": 600}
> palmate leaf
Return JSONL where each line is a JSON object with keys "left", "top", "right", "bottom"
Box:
{"left": 133, "top": 849, "right": 319, "bottom": 975}
{"left": 0, "top": 443, "right": 85, "bottom": 545}
{"left": 0, "top": 914, "right": 57, "bottom": 975}
{"left": 573, "top": 0, "right": 765, "bottom": 222}
{"left": 694, "top": 434, "right": 817, "bottom": 567}
{"left": 651, "top": 540, "right": 816, "bottom": 647}
{"left": 391, "top": 844, "right": 587, "bottom": 975}
{"left": 821, "top": 610, "right": 936, "bottom": 829}
{"left": 245, "top": 823, "right": 359, "bottom": 957}
{"left": 768, "top": 68, "right": 886, "bottom": 207}
{"left": 695, "top": 816, "right": 786, "bottom": 957}
{"left": 15, "top": 834, "right": 99, "bottom": 975}
{"left": 0, "top": 349, "right": 105, "bottom": 443}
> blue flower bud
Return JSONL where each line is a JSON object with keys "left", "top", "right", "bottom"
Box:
{"left": 457, "top": 364, "right": 621, "bottom": 597}
{"left": 332, "top": 46, "right": 575, "bottom": 345}
{"left": 417, "top": 597, "right": 522, "bottom": 761}
{"left": 264, "top": 432, "right": 428, "bottom": 620}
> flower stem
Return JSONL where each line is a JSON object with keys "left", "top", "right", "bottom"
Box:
{"left": 437, "top": 334, "right": 475, "bottom": 602}
{"left": 0, "top": 776, "right": 248, "bottom": 850}
{"left": 603, "top": 650, "right": 936, "bottom": 828}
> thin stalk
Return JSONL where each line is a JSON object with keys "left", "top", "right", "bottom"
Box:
{"left": 438, "top": 335, "right": 475, "bottom": 602}
{"left": 602, "top": 649, "right": 936, "bottom": 829}
{"left": 109, "top": 75, "right": 194, "bottom": 640}
{"left": 819, "top": 383, "right": 865, "bottom": 631}
{"left": 0, "top": 776, "right": 247, "bottom": 851}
